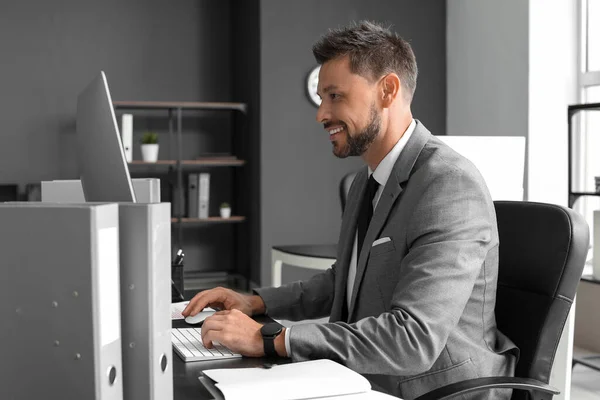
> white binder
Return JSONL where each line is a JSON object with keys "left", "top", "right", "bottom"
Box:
{"left": 199, "top": 172, "right": 210, "bottom": 219}
{"left": 188, "top": 173, "right": 199, "bottom": 218}
{"left": 118, "top": 203, "right": 173, "bottom": 400}
{"left": 0, "top": 203, "right": 123, "bottom": 400}
{"left": 41, "top": 178, "right": 161, "bottom": 203}
{"left": 121, "top": 114, "right": 133, "bottom": 163}
{"left": 36, "top": 198, "right": 173, "bottom": 399}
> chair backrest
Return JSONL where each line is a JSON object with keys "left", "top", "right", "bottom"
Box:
{"left": 493, "top": 201, "right": 589, "bottom": 387}
{"left": 339, "top": 171, "right": 357, "bottom": 213}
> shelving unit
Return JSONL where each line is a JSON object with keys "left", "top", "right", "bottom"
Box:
{"left": 113, "top": 100, "right": 250, "bottom": 290}
{"left": 568, "top": 102, "right": 600, "bottom": 208}
{"left": 567, "top": 102, "right": 600, "bottom": 373}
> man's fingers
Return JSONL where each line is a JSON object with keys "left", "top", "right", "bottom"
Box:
{"left": 201, "top": 315, "right": 225, "bottom": 332}
{"left": 183, "top": 288, "right": 228, "bottom": 316}
{"left": 206, "top": 302, "right": 226, "bottom": 311}
{"left": 201, "top": 322, "right": 224, "bottom": 348}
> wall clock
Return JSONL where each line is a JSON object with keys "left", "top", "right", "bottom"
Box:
{"left": 306, "top": 65, "right": 321, "bottom": 107}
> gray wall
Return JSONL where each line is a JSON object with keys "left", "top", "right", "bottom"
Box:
{"left": 446, "top": 0, "right": 529, "bottom": 195}
{"left": 259, "top": 0, "right": 447, "bottom": 285}
{"left": 0, "top": 0, "right": 232, "bottom": 189}
{"left": 0, "top": 0, "right": 239, "bottom": 278}
{"left": 231, "top": 0, "right": 261, "bottom": 286}
{"left": 0, "top": 0, "right": 447, "bottom": 288}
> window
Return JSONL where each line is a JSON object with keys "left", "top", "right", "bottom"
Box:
{"left": 575, "top": 0, "right": 600, "bottom": 262}
{"left": 585, "top": 0, "right": 600, "bottom": 72}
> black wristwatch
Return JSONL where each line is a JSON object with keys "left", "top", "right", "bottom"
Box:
{"left": 260, "top": 322, "right": 283, "bottom": 357}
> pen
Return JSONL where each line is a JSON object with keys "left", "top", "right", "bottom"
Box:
{"left": 176, "top": 252, "right": 185, "bottom": 266}
{"left": 173, "top": 249, "right": 183, "bottom": 265}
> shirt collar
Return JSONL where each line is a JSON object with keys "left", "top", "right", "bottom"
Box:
{"left": 368, "top": 119, "right": 416, "bottom": 187}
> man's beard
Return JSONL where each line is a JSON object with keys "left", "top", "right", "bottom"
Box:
{"left": 333, "top": 105, "right": 381, "bottom": 158}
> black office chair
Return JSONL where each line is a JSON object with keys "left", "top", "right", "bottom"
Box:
{"left": 416, "top": 201, "right": 589, "bottom": 400}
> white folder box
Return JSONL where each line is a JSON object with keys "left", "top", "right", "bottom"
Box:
{"left": 188, "top": 173, "right": 199, "bottom": 218}
{"left": 37, "top": 197, "right": 173, "bottom": 399}
{"left": 118, "top": 203, "right": 173, "bottom": 400}
{"left": 121, "top": 114, "right": 133, "bottom": 163}
{"left": 0, "top": 203, "right": 123, "bottom": 400}
{"left": 199, "top": 172, "right": 210, "bottom": 218}
{"left": 41, "top": 178, "right": 161, "bottom": 203}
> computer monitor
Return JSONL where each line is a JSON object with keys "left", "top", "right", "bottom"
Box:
{"left": 76, "top": 71, "right": 136, "bottom": 202}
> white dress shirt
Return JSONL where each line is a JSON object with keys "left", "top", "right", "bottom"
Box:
{"left": 284, "top": 119, "right": 416, "bottom": 358}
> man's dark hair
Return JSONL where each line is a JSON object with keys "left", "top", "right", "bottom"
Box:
{"left": 312, "top": 21, "right": 418, "bottom": 102}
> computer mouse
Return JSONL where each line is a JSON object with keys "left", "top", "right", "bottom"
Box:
{"left": 184, "top": 308, "right": 216, "bottom": 325}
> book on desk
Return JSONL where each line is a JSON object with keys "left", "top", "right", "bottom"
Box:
{"left": 198, "top": 359, "right": 400, "bottom": 400}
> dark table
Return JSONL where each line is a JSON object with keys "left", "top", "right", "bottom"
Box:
{"left": 172, "top": 315, "right": 291, "bottom": 400}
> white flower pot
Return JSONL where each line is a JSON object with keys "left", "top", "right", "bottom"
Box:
{"left": 220, "top": 208, "right": 231, "bottom": 218}
{"left": 141, "top": 144, "right": 159, "bottom": 162}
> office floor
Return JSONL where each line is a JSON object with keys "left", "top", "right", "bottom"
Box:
{"left": 571, "top": 347, "right": 600, "bottom": 399}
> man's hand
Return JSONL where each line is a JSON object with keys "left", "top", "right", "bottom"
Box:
{"left": 201, "top": 309, "right": 266, "bottom": 357}
{"left": 182, "top": 286, "right": 266, "bottom": 317}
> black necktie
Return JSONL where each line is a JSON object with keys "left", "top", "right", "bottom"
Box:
{"left": 357, "top": 175, "right": 379, "bottom": 258}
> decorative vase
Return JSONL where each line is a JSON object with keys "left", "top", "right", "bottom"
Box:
{"left": 220, "top": 207, "right": 231, "bottom": 218}
{"left": 141, "top": 144, "right": 159, "bottom": 162}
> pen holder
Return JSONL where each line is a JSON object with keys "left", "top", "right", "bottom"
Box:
{"left": 171, "top": 262, "right": 185, "bottom": 302}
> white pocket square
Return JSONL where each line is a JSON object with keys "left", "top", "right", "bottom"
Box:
{"left": 372, "top": 237, "right": 391, "bottom": 247}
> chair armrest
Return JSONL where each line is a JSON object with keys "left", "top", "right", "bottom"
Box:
{"left": 413, "top": 376, "right": 560, "bottom": 400}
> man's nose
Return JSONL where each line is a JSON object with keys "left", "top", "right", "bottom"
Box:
{"left": 316, "top": 102, "right": 329, "bottom": 124}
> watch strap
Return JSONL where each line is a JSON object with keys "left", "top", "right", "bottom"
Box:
{"left": 263, "top": 335, "right": 277, "bottom": 357}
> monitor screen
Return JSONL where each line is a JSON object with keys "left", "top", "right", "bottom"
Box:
{"left": 76, "top": 71, "right": 136, "bottom": 203}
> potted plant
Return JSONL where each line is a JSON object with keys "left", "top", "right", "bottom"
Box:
{"left": 141, "top": 131, "right": 159, "bottom": 162}
{"left": 219, "top": 202, "right": 231, "bottom": 218}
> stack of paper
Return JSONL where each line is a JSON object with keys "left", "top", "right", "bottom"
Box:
{"left": 199, "top": 359, "right": 400, "bottom": 400}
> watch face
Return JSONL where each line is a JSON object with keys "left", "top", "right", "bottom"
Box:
{"left": 261, "top": 322, "right": 283, "bottom": 337}
{"left": 306, "top": 65, "right": 321, "bottom": 107}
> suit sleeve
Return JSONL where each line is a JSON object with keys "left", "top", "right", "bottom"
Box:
{"left": 286, "top": 165, "right": 496, "bottom": 376}
{"left": 254, "top": 263, "right": 336, "bottom": 321}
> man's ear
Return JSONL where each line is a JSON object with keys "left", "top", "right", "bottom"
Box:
{"left": 380, "top": 73, "right": 401, "bottom": 108}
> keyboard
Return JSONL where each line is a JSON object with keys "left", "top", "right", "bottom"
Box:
{"left": 171, "top": 327, "right": 242, "bottom": 362}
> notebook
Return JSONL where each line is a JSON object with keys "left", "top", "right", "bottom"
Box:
{"left": 198, "top": 359, "right": 399, "bottom": 400}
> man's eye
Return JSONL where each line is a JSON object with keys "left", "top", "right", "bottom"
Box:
{"left": 330, "top": 93, "right": 340, "bottom": 100}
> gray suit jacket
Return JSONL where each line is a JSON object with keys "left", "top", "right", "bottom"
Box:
{"left": 256, "top": 121, "right": 518, "bottom": 399}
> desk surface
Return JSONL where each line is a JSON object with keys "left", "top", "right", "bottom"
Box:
{"left": 172, "top": 316, "right": 291, "bottom": 400}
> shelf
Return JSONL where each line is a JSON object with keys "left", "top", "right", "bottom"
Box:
{"left": 171, "top": 216, "right": 246, "bottom": 225}
{"left": 570, "top": 191, "right": 600, "bottom": 196}
{"left": 183, "top": 271, "right": 248, "bottom": 292}
{"left": 568, "top": 102, "right": 600, "bottom": 114}
{"left": 129, "top": 159, "right": 246, "bottom": 167}
{"left": 569, "top": 191, "right": 600, "bottom": 207}
{"left": 181, "top": 159, "right": 246, "bottom": 167}
{"left": 113, "top": 100, "right": 247, "bottom": 113}
{"left": 129, "top": 160, "right": 177, "bottom": 165}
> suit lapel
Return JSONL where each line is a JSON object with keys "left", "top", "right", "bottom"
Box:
{"left": 347, "top": 120, "right": 432, "bottom": 319}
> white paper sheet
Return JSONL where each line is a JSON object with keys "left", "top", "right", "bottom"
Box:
{"left": 202, "top": 359, "right": 372, "bottom": 400}
{"left": 171, "top": 301, "right": 189, "bottom": 320}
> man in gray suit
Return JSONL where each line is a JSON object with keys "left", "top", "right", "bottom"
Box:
{"left": 183, "top": 21, "right": 517, "bottom": 399}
